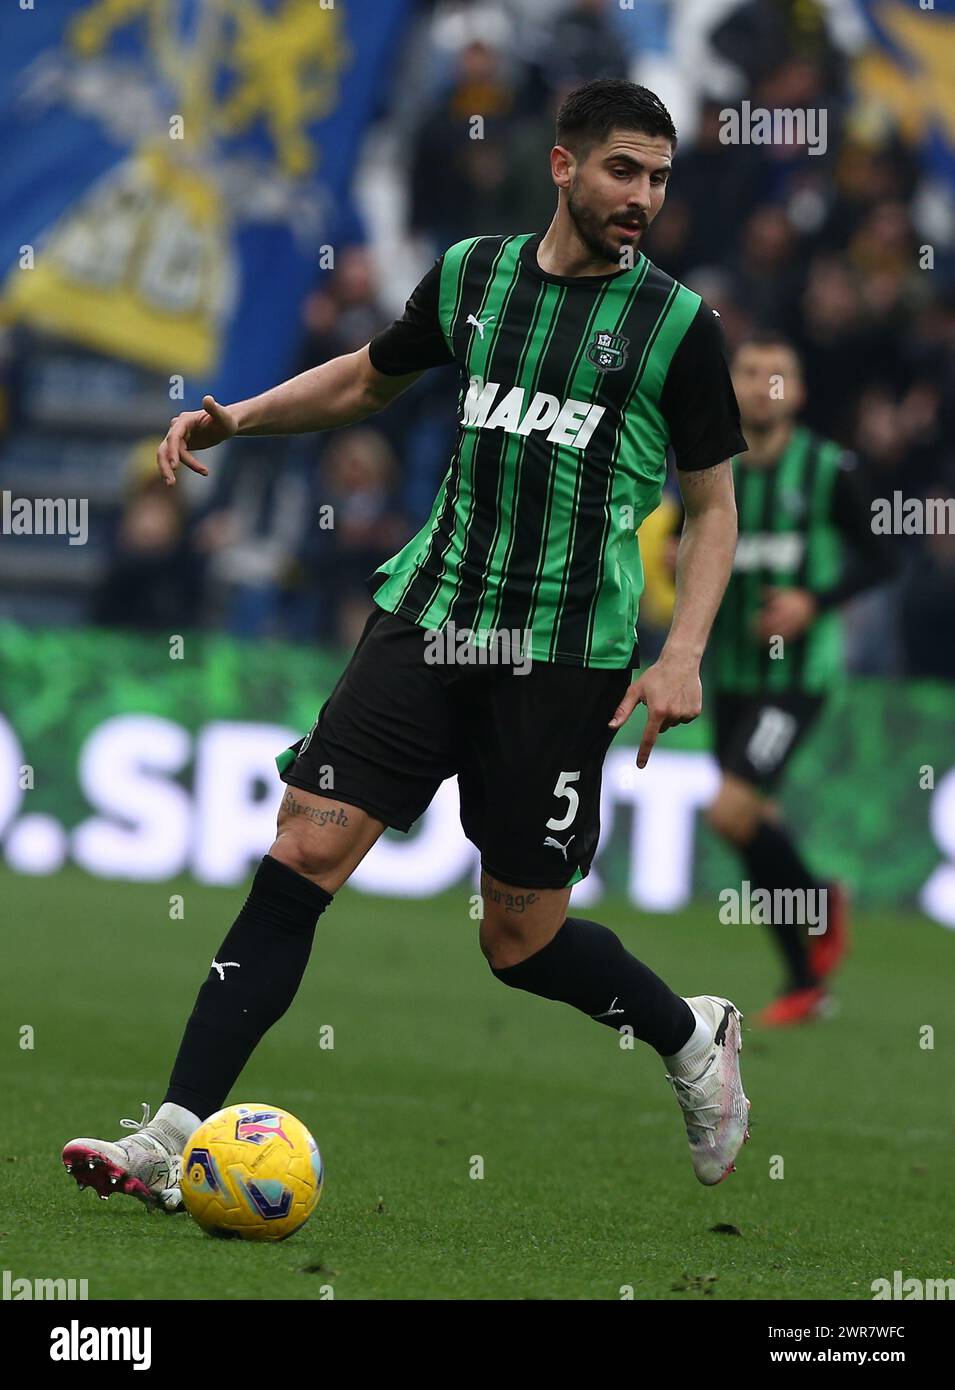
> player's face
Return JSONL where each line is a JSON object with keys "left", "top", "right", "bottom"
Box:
{"left": 732, "top": 345, "right": 805, "bottom": 430}
{"left": 563, "top": 129, "right": 672, "bottom": 264}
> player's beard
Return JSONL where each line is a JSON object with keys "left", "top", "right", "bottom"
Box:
{"left": 566, "top": 178, "right": 645, "bottom": 267}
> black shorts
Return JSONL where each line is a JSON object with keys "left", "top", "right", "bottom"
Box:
{"left": 277, "top": 607, "right": 632, "bottom": 889}
{"left": 713, "top": 691, "right": 824, "bottom": 791}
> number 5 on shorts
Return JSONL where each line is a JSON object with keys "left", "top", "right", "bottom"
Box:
{"left": 546, "top": 770, "right": 580, "bottom": 832}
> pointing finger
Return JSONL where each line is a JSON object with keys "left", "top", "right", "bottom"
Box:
{"left": 636, "top": 708, "right": 663, "bottom": 769}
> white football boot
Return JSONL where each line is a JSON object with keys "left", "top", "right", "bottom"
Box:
{"left": 62, "top": 1103, "right": 194, "bottom": 1212}
{"left": 664, "top": 996, "right": 751, "bottom": 1185}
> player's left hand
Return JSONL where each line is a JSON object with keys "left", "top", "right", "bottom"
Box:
{"left": 609, "top": 656, "right": 703, "bottom": 769}
{"left": 756, "top": 586, "right": 818, "bottom": 642}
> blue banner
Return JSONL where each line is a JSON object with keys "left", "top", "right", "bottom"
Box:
{"left": 0, "top": 0, "right": 411, "bottom": 405}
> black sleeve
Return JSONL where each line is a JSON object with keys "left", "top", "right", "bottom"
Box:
{"left": 367, "top": 259, "right": 455, "bottom": 376}
{"left": 659, "top": 301, "right": 748, "bottom": 471}
{"left": 814, "top": 454, "right": 900, "bottom": 611}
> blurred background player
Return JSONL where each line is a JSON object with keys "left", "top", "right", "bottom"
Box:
{"left": 701, "top": 331, "right": 897, "bottom": 1025}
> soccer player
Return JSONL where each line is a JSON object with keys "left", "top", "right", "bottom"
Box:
{"left": 64, "top": 80, "right": 750, "bottom": 1206}
{"left": 703, "top": 331, "right": 896, "bottom": 1025}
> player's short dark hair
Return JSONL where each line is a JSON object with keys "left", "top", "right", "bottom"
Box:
{"left": 556, "top": 79, "right": 677, "bottom": 158}
{"left": 734, "top": 329, "right": 803, "bottom": 369}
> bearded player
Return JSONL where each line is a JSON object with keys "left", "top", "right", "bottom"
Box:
{"left": 63, "top": 80, "right": 750, "bottom": 1206}
{"left": 703, "top": 332, "right": 896, "bottom": 1025}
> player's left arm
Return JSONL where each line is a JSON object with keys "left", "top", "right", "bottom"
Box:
{"left": 610, "top": 460, "right": 737, "bottom": 767}
{"left": 609, "top": 301, "right": 745, "bottom": 767}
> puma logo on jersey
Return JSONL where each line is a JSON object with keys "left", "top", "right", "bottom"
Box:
{"left": 543, "top": 834, "right": 574, "bottom": 860}
{"left": 466, "top": 313, "right": 494, "bottom": 339}
{"left": 733, "top": 532, "right": 806, "bottom": 572}
{"left": 462, "top": 376, "right": 605, "bottom": 450}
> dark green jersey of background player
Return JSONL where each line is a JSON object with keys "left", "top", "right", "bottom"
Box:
{"left": 366, "top": 231, "right": 746, "bottom": 668}
{"left": 711, "top": 426, "right": 894, "bottom": 695}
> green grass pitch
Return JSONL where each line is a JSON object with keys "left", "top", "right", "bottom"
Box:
{"left": 2, "top": 867, "right": 952, "bottom": 1300}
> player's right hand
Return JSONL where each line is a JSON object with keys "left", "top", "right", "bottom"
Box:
{"left": 157, "top": 395, "right": 238, "bottom": 486}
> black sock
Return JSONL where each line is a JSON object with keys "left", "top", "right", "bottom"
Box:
{"left": 743, "top": 819, "right": 818, "bottom": 894}
{"left": 164, "top": 855, "right": 332, "bottom": 1119}
{"left": 742, "top": 820, "right": 819, "bottom": 990}
{"left": 490, "top": 917, "right": 694, "bottom": 1056}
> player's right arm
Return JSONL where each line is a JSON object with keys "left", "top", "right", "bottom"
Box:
{"left": 158, "top": 257, "right": 454, "bottom": 486}
{"left": 157, "top": 348, "right": 425, "bottom": 486}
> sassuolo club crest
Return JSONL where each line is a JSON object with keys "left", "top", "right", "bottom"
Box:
{"left": 587, "top": 330, "right": 629, "bottom": 372}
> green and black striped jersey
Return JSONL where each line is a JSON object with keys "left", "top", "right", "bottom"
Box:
{"left": 367, "top": 232, "right": 746, "bottom": 668}
{"left": 711, "top": 426, "right": 893, "bottom": 695}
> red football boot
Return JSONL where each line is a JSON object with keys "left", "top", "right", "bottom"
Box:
{"left": 754, "top": 985, "right": 829, "bottom": 1028}
{"left": 809, "top": 881, "right": 851, "bottom": 980}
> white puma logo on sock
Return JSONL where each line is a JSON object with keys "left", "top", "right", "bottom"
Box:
{"left": 593, "top": 996, "right": 625, "bottom": 1018}
{"left": 211, "top": 960, "right": 240, "bottom": 981}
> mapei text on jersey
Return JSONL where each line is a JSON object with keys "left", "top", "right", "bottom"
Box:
{"left": 462, "top": 377, "right": 605, "bottom": 449}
